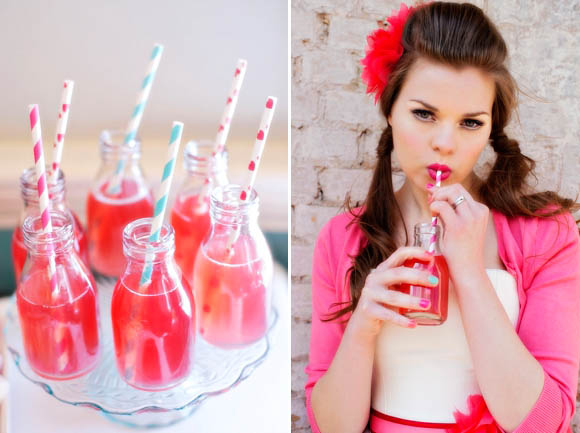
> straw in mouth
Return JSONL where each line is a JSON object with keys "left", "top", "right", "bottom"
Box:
{"left": 427, "top": 169, "right": 442, "bottom": 255}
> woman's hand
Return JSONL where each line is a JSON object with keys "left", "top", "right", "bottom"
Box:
{"left": 349, "top": 246, "right": 439, "bottom": 341}
{"left": 427, "top": 183, "right": 489, "bottom": 280}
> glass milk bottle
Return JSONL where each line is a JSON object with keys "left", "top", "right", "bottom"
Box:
{"left": 17, "top": 210, "right": 100, "bottom": 380}
{"left": 111, "top": 218, "right": 195, "bottom": 391}
{"left": 170, "top": 140, "right": 228, "bottom": 287}
{"left": 12, "top": 167, "right": 89, "bottom": 282}
{"left": 86, "top": 130, "right": 154, "bottom": 278}
{"left": 399, "top": 223, "right": 449, "bottom": 325}
{"left": 193, "top": 185, "right": 273, "bottom": 348}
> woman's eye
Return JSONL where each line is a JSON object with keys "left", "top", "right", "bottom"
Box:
{"left": 412, "top": 109, "right": 433, "bottom": 121}
{"left": 463, "top": 119, "right": 483, "bottom": 129}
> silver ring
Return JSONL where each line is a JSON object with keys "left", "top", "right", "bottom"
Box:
{"left": 451, "top": 195, "right": 466, "bottom": 210}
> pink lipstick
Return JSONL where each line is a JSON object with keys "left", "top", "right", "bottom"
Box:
{"left": 427, "top": 163, "right": 451, "bottom": 181}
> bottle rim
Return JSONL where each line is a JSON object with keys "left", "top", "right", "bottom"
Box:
{"left": 99, "top": 129, "right": 142, "bottom": 160}
{"left": 22, "top": 209, "right": 74, "bottom": 254}
{"left": 183, "top": 139, "right": 228, "bottom": 174}
{"left": 210, "top": 184, "right": 259, "bottom": 221}
{"left": 122, "top": 217, "right": 175, "bottom": 262}
{"left": 20, "top": 166, "right": 66, "bottom": 202}
{"left": 414, "top": 222, "right": 441, "bottom": 236}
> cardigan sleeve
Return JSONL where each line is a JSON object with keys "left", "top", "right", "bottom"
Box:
{"left": 304, "top": 220, "right": 348, "bottom": 433}
{"left": 512, "top": 212, "right": 580, "bottom": 432}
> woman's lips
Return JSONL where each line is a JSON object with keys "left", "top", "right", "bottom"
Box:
{"left": 427, "top": 168, "right": 451, "bottom": 181}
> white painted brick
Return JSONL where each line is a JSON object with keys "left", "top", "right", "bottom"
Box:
{"left": 292, "top": 283, "right": 313, "bottom": 323}
{"left": 291, "top": 244, "right": 315, "bottom": 278}
{"left": 291, "top": 319, "right": 312, "bottom": 365}
{"left": 291, "top": 164, "right": 320, "bottom": 205}
{"left": 291, "top": 395, "right": 310, "bottom": 432}
{"left": 293, "top": 0, "right": 354, "bottom": 15}
{"left": 293, "top": 204, "right": 340, "bottom": 241}
{"left": 292, "top": 84, "right": 321, "bottom": 124}
{"left": 293, "top": 125, "right": 358, "bottom": 164}
{"left": 318, "top": 168, "right": 372, "bottom": 205}
{"left": 328, "top": 16, "right": 378, "bottom": 50}
{"left": 301, "top": 49, "right": 359, "bottom": 85}
{"left": 291, "top": 8, "right": 318, "bottom": 51}
{"left": 323, "top": 89, "right": 382, "bottom": 125}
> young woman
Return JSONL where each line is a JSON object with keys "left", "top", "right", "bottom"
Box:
{"left": 304, "top": 2, "right": 580, "bottom": 433}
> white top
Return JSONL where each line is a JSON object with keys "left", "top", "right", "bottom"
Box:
{"left": 371, "top": 269, "right": 519, "bottom": 423}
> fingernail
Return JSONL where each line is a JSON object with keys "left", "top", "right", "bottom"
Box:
{"left": 408, "top": 320, "right": 417, "bottom": 328}
{"left": 427, "top": 196, "right": 433, "bottom": 204}
{"left": 428, "top": 275, "right": 439, "bottom": 285}
{"left": 425, "top": 250, "right": 434, "bottom": 256}
{"left": 426, "top": 183, "right": 434, "bottom": 189}
{"left": 419, "top": 299, "right": 430, "bottom": 308}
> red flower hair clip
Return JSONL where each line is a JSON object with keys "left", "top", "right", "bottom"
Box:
{"left": 361, "top": 2, "right": 415, "bottom": 103}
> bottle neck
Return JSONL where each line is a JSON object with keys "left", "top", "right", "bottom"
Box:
{"left": 123, "top": 218, "right": 175, "bottom": 264}
{"left": 209, "top": 185, "right": 260, "bottom": 230}
{"left": 183, "top": 140, "right": 228, "bottom": 184}
{"left": 20, "top": 166, "right": 67, "bottom": 208}
{"left": 22, "top": 211, "right": 74, "bottom": 256}
{"left": 413, "top": 223, "right": 442, "bottom": 254}
{"left": 99, "top": 129, "right": 143, "bottom": 163}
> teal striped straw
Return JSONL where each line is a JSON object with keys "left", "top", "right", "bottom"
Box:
{"left": 139, "top": 121, "right": 183, "bottom": 288}
{"left": 108, "top": 43, "right": 164, "bottom": 195}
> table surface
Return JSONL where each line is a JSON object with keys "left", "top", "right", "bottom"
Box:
{"left": 3, "top": 264, "right": 290, "bottom": 433}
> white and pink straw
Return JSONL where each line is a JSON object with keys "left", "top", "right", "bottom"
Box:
{"left": 29, "top": 104, "right": 58, "bottom": 298}
{"left": 49, "top": 80, "right": 74, "bottom": 184}
{"left": 225, "top": 96, "right": 277, "bottom": 255}
{"left": 428, "top": 170, "right": 442, "bottom": 254}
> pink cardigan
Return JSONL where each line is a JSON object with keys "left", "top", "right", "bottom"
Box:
{"left": 305, "top": 208, "right": 580, "bottom": 433}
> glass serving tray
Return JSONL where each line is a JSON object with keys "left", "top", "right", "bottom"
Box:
{"left": 4, "top": 275, "right": 278, "bottom": 428}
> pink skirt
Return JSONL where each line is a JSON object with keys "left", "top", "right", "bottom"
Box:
{"left": 370, "top": 409, "right": 456, "bottom": 433}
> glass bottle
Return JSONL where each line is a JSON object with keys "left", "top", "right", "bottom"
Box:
{"left": 86, "top": 130, "right": 154, "bottom": 278}
{"left": 193, "top": 184, "right": 273, "bottom": 348}
{"left": 17, "top": 210, "right": 100, "bottom": 380}
{"left": 400, "top": 223, "right": 449, "bottom": 325}
{"left": 12, "top": 167, "right": 89, "bottom": 283}
{"left": 111, "top": 218, "right": 195, "bottom": 391}
{"left": 170, "top": 140, "right": 228, "bottom": 286}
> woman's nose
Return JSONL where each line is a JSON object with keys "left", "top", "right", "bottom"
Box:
{"left": 431, "top": 125, "right": 457, "bottom": 155}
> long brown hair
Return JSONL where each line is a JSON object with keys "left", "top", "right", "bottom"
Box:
{"left": 329, "top": 1, "right": 579, "bottom": 320}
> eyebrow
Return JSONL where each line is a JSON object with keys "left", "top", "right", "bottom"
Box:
{"left": 410, "top": 99, "right": 490, "bottom": 117}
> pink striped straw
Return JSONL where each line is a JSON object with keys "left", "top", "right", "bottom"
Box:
{"left": 49, "top": 80, "right": 74, "bottom": 184}
{"left": 29, "top": 104, "right": 58, "bottom": 297}
{"left": 427, "top": 170, "right": 442, "bottom": 254}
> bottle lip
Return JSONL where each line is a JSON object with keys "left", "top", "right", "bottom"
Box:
{"left": 210, "top": 184, "right": 259, "bottom": 215}
{"left": 22, "top": 209, "right": 74, "bottom": 253}
{"left": 183, "top": 139, "right": 228, "bottom": 173}
{"left": 99, "top": 129, "right": 142, "bottom": 160}
{"left": 20, "top": 166, "right": 65, "bottom": 201}
{"left": 414, "top": 222, "right": 441, "bottom": 235}
{"left": 123, "top": 217, "right": 175, "bottom": 261}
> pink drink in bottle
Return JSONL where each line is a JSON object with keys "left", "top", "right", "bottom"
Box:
{"left": 398, "top": 223, "right": 449, "bottom": 325}
{"left": 86, "top": 131, "right": 154, "bottom": 278}
{"left": 17, "top": 210, "right": 100, "bottom": 379}
{"left": 193, "top": 185, "right": 273, "bottom": 348}
{"left": 170, "top": 140, "right": 228, "bottom": 286}
{"left": 111, "top": 219, "right": 195, "bottom": 391}
{"left": 12, "top": 167, "right": 89, "bottom": 283}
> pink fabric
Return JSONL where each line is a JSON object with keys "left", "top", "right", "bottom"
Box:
{"left": 305, "top": 208, "right": 580, "bottom": 433}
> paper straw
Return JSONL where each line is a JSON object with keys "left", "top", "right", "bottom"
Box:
{"left": 428, "top": 170, "right": 442, "bottom": 254}
{"left": 107, "top": 43, "right": 164, "bottom": 194}
{"left": 225, "top": 97, "right": 277, "bottom": 255}
{"left": 49, "top": 80, "right": 74, "bottom": 184}
{"left": 196, "top": 59, "right": 248, "bottom": 206}
{"left": 29, "top": 104, "right": 58, "bottom": 298}
{"left": 213, "top": 59, "right": 248, "bottom": 155}
{"left": 139, "top": 121, "right": 184, "bottom": 288}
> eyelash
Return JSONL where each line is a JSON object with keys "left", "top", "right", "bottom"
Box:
{"left": 411, "top": 109, "right": 484, "bottom": 130}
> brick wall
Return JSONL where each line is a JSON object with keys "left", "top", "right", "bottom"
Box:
{"left": 291, "top": 0, "right": 580, "bottom": 431}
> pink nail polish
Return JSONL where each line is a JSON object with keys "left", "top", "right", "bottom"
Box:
{"left": 426, "top": 183, "right": 434, "bottom": 189}
{"left": 419, "top": 299, "right": 430, "bottom": 308}
{"left": 408, "top": 320, "right": 417, "bottom": 328}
